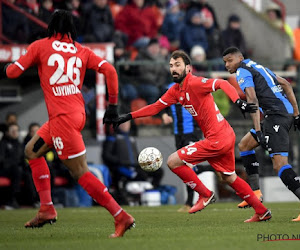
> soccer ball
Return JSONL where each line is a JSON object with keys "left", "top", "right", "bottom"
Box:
{"left": 138, "top": 147, "right": 163, "bottom": 172}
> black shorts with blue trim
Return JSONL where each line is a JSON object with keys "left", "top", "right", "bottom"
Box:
{"left": 250, "top": 114, "right": 293, "bottom": 157}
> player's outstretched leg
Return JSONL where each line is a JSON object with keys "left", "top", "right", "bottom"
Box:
{"left": 78, "top": 172, "right": 135, "bottom": 237}
{"left": 25, "top": 158, "right": 57, "bottom": 228}
{"left": 171, "top": 165, "right": 215, "bottom": 214}
{"left": 238, "top": 150, "right": 263, "bottom": 208}
{"left": 276, "top": 164, "right": 300, "bottom": 221}
{"left": 228, "top": 176, "right": 271, "bottom": 222}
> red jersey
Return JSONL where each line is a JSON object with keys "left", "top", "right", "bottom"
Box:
{"left": 6, "top": 35, "right": 118, "bottom": 119}
{"left": 132, "top": 73, "right": 240, "bottom": 139}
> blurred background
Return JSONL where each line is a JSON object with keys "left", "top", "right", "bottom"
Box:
{"left": 0, "top": 0, "right": 300, "bottom": 209}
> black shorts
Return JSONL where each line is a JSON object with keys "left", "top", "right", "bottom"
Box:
{"left": 250, "top": 114, "right": 293, "bottom": 156}
{"left": 175, "top": 132, "right": 202, "bottom": 150}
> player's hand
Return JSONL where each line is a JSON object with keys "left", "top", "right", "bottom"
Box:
{"left": 103, "top": 104, "right": 118, "bottom": 125}
{"left": 293, "top": 115, "right": 300, "bottom": 131}
{"left": 114, "top": 113, "right": 132, "bottom": 130}
{"left": 235, "top": 99, "right": 258, "bottom": 118}
{"left": 256, "top": 131, "right": 268, "bottom": 150}
{"left": 0, "top": 63, "right": 9, "bottom": 79}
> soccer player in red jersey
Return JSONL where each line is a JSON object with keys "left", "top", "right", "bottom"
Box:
{"left": 2, "top": 10, "right": 134, "bottom": 237}
{"left": 117, "top": 50, "right": 271, "bottom": 222}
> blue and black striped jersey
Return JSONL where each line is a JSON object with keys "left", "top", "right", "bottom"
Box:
{"left": 236, "top": 59, "right": 293, "bottom": 115}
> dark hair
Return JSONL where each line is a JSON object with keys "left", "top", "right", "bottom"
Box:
{"left": 28, "top": 122, "right": 40, "bottom": 131}
{"left": 7, "top": 123, "right": 19, "bottom": 129}
{"left": 222, "top": 47, "right": 241, "bottom": 57}
{"left": 170, "top": 50, "right": 192, "bottom": 66}
{"left": 5, "top": 112, "right": 17, "bottom": 122}
{"left": 47, "top": 10, "right": 77, "bottom": 41}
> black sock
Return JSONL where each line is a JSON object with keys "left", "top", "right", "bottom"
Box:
{"left": 278, "top": 165, "right": 300, "bottom": 199}
{"left": 186, "top": 186, "right": 194, "bottom": 206}
{"left": 240, "top": 150, "right": 260, "bottom": 191}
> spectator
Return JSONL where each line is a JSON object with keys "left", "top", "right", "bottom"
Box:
{"left": 135, "top": 38, "right": 169, "bottom": 104}
{"left": 190, "top": 45, "right": 207, "bottom": 76}
{"left": 159, "top": 35, "right": 171, "bottom": 59}
{"left": 83, "top": 0, "right": 114, "bottom": 43}
{"left": 67, "top": 0, "right": 84, "bottom": 41}
{"left": 102, "top": 122, "right": 164, "bottom": 204}
{"left": 0, "top": 112, "right": 18, "bottom": 140}
{"left": 2, "top": 0, "right": 30, "bottom": 43}
{"left": 23, "top": 122, "right": 40, "bottom": 147}
{"left": 265, "top": 3, "right": 294, "bottom": 48}
{"left": 115, "top": 0, "right": 159, "bottom": 48}
{"left": 186, "top": 0, "right": 219, "bottom": 30}
{"left": 0, "top": 124, "right": 23, "bottom": 209}
{"left": 222, "top": 14, "right": 248, "bottom": 58}
{"left": 39, "top": 0, "right": 54, "bottom": 24}
{"left": 161, "top": 0, "right": 185, "bottom": 50}
{"left": 180, "top": 8, "right": 208, "bottom": 54}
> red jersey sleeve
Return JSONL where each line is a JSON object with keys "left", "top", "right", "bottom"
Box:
{"left": 131, "top": 87, "right": 178, "bottom": 119}
{"left": 214, "top": 79, "right": 240, "bottom": 103}
{"left": 6, "top": 41, "right": 39, "bottom": 78}
{"left": 86, "top": 49, "right": 118, "bottom": 104}
{"left": 193, "top": 77, "right": 239, "bottom": 103}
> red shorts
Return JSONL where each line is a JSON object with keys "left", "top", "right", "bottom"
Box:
{"left": 37, "top": 112, "right": 86, "bottom": 160}
{"left": 177, "top": 130, "right": 236, "bottom": 174}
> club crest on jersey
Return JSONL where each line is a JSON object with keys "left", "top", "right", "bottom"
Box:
{"left": 184, "top": 105, "right": 198, "bottom": 116}
{"left": 52, "top": 40, "right": 76, "bottom": 54}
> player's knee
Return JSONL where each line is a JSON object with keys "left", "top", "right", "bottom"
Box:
{"left": 238, "top": 140, "right": 246, "bottom": 152}
{"left": 167, "top": 155, "right": 176, "bottom": 170}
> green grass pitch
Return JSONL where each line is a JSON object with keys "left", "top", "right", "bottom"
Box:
{"left": 0, "top": 202, "right": 299, "bottom": 250}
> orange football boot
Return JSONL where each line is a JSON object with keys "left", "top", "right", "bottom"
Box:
{"left": 189, "top": 192, "right": 216, "bottom": 214}
{"left": 244, "top": 209, "right": 272, "bottom": 223}
{"left": 238, "top": 190, "right": 263, "bottom": 208}
{"left": 109, "top": 212, "right": 135, "bottom": 238}
{"left": 25, "top": 205, "right": 57, "bottom": 228}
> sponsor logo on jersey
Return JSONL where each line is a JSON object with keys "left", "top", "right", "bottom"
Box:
{"left": 273, "top": 125, "right": 280, "bottom": 132}
{"left": 52, "top": 40, "right": 77, "bottom": 54}
{"left": 238, "top": 78, "right": 244, "bottom": 85}
{"left": 52, "top": 84, "right": 81, "bottom": 96}
{"left": 271, "top": 85, "right": 283, "bottom": 93}
{"left": 183, "top": 105, "right": 198, "bottom": 116}
{"left": 201, "top": 78, "right": 208, "bottom": 83}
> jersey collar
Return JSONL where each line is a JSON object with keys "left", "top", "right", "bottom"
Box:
{"left": 53, "top": 33, "right": 73, "bottom": 43}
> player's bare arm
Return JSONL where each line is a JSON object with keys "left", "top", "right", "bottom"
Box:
{"left": 244, "top": 87, "right": 260, "bottom": 131}
{"left": 276, "top": 75, "right": 300, "bottom": 116}
{"left": 245, "top": 87, "right": 267, "bottom": 149}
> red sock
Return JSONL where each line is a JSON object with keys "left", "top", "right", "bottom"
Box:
{"left": 78, "top": 172, "right": 123, "bottom": 217}
{"left": 29, "top": 158, "right": 52, "bottom": 205}
{"left": 230, "top": 176, "right": 267, "bottom": 214}
{"left": 172, "top": 165, "right": 211, "bottom": 197}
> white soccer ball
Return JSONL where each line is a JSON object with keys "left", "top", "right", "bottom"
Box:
{"left": 138, "top": 147, "right": 163, "bottom": 172}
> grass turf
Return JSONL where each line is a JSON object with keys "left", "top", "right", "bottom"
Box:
{"left": 0, "top": 202, "right": 299, "bottom": 250}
